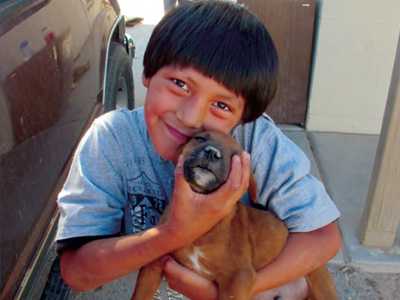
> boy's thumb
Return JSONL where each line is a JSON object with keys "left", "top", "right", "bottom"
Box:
{"left": 175, "top": 155, "right": 184, "bottom": 176}
{"left": 174, "top": 155, "right": 189, "bottom": 190}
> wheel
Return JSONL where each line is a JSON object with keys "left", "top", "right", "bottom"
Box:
{"left": 40, "top": 257, "right": 71, "bottom": 300}
{"left": 104, "top": 41, "right": 135, "bottom": 112}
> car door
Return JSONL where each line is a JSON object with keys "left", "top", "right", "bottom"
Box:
{"left": 0, "top": 0, "right": 99, "bottom": 298}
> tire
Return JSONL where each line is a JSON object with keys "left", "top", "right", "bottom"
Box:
{"left": 104, "top": 41, "right": 135, "bottom": 112}
{"left": 40, "top": 257, "right": 71, "bottom": 300}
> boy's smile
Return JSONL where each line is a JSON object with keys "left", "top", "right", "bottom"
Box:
{"left": 143, "top": 66, "right": 245, "bottom": 162}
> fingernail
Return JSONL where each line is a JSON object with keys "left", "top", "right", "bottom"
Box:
{"left": 161, "top": 255, "right": 171, "bottom": 265}
{"left": 243, "top": 151, "right": 250, "bottom": 160}
{"left": 175, "top": 155, "right": 184, "bottom": 175}
{"left": 177, "top": 155, "right": 183, "bottom": 166}
{"left": 233, "top": 155, "right": 240, "bottom": 165}
{"left": 161, "top": 255, "right": 170, "bottom": 263}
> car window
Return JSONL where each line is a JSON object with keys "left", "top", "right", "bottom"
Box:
{"left": 0, "top": 0, "right": 48, "bottom": 34}
{"left": 0, "top": 0, "right": 44, "bottom": 15}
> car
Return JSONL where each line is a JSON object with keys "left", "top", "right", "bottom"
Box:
{"left": 0, "top": 0, "right": 135, "bottom": 298}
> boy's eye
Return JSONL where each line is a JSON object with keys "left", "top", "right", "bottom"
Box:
{"left": 212, "top": 101, "right": 231, "bottom": 112}
{"left": 172, "top": 78, "right": 189, "bottom": 93}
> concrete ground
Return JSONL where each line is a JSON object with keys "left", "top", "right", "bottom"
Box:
{"left": 64, "top": 1, "right": 400, "bottom": 299}
{"left": 285, "top": 130, "right": 400, "bottom": 300}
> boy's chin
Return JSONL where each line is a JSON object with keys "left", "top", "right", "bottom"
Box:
{"left": 153, "top": 138, "right": 185, "bottom": 163}
{"left": 158, "top": 149, "right": 180, "bottom": 164}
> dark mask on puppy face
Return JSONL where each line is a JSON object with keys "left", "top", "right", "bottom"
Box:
{"left": 181, "top": 131, "right": 242, "bottom": 194}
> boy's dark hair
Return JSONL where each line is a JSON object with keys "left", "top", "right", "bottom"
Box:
{"left": 143, "top": 0, "right": 278, "bottom": 123}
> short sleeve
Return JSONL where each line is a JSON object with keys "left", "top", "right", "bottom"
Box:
{"left": 56, "top": 114, "right": 127, "bottom": 241}
{"left": 234, "top": 117, "right": 340, "bottom": 232}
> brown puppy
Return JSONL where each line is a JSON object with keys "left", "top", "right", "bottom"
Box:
{"left": 131, "top": 131, "right": 337, "bottom": 300}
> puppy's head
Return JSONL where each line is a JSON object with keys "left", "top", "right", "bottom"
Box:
{"left": 181, "top": 131, "right": 243, "bottom": 194}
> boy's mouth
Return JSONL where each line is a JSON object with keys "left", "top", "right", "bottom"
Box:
{"left": 165, "top": 123, "right": 191, "bottom": 144}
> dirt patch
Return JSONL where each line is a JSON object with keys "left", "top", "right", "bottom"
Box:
{"left": 329, "top": 264, "right": 400, "bottom": 300}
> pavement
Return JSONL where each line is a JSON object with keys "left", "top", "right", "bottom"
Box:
{"left": 43, "top": 2, "right": 400, "bottom": 299}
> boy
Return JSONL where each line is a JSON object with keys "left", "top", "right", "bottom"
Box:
{"left": 56, "top": 1, "right": 341, "bottom": 299}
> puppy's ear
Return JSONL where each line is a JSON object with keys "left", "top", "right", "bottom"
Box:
{"left": 249, "top": 173, "right": 257, "bottom": 204}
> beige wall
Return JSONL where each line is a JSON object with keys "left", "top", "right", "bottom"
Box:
{"left": 306, "top": 0, "right": 400, "bottom": 134}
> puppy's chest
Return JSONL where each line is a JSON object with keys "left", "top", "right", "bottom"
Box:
{"left": 185, "top": 246, "right": 214, "bottom": 277}
{"left": 174, "top": 243, "right": 227, "bottom": 281}
{"left": 173, "top": 209, "right": 251, "bottom": 280}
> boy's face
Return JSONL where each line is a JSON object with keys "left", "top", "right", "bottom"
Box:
{"left": 143, "top": 66, "right": 245, "bottom": 162}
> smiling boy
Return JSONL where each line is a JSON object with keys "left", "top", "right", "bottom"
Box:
{"left": 56, "top": 1, "right": 341, "bottom": 299}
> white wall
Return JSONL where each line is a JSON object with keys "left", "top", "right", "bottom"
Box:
{"left": 307, "top": 0, "right": 400, "bottom": 134}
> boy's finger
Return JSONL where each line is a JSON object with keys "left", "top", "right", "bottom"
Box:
{"left": 164, "top": 259, "right": 198, "bottom": 286}
{"left": 174, "top": 154, "right": 184, "bottom": 177}
{"left": 212, "top": 152, "right": 250, "bottom": 204}
{"left": 230, "top": 155, "right": 242, "bottom": 189}
{"left": 160, "top": 255, "right": 172, "bottom": 266}
{"left": 210, "top": 154, "right": 242, "bottom": 198}
{"left": 164, "top": 258, "right": 215, "bottom": 291}
{"left": 174, "top": 155, "right": 191, "bottom": 191}
{"left": 241, "top": 152, "right": 251, "bottom": 189}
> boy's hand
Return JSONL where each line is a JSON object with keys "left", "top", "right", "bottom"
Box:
{"left": 163, "top": 257, "right": 217, "bottom": 300}
{"left": 164, "top": 151, "right": 250, "bottom": 247}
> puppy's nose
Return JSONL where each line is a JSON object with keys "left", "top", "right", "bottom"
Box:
{"left": 203, "top": 145, "right": 222, "bottom": 161}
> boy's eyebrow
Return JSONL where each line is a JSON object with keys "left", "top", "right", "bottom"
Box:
{"left": 212, "top": 90, "right": 242, "bottom": 104}
{"left": 214, "top": 93, "right": 241, "bottom": 104}
{"left": 182, "top": 75, "right": 197, "bottom": 88}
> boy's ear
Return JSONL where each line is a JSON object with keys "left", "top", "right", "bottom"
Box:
{"left": 142, "top": 74, "right": 149, "bottom": 87}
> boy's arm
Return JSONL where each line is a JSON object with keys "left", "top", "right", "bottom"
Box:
{"left": 60, "top": 224, "right": 181, "bottom": 291}
{"left": 60, "top": 153, "right": 250, "bottom": 291}
{"left": 251, "top": 221, "right": 342, "bottom": 296}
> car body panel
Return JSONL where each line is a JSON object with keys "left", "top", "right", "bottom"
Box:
{"left": 0, "top": 0, "right": 123, "bottom": 297}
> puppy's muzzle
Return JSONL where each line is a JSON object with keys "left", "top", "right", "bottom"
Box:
{"left": 183, "top": 143, "right": 229, "bottom": 194}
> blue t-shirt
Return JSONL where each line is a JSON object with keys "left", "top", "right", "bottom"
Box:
{"left": 56, "top": 107, "right": 340, "bottom": 241}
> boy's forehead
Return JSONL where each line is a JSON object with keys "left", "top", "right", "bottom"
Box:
{"left": 160, "top": 65, "right": 202, "bottom": 77}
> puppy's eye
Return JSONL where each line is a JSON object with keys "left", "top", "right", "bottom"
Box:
{"left": 194, "top": 136, "right": 207, "bottom": 143}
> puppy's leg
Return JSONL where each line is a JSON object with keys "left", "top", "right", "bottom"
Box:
{"left": 217, "top": 268, "right": 256, "bottom": 300}
{"left": 305, "top": 266, "right": 337, "bottom": 300}
{"left": 131, "top": 259, "right": 164, "bottom": 300}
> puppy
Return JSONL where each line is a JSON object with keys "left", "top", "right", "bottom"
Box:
{"left": 131, "top": 131, "right": 337, "bottom": 300}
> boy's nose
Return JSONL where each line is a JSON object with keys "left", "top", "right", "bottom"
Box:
{"left": 176, "top": 96, "right": 207, "bottom": 128}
